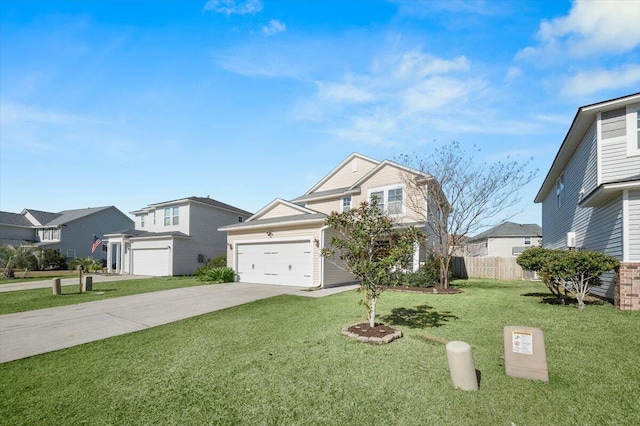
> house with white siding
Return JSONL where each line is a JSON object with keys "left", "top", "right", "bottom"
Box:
{"left": 0, "top": 206, "right": 133, "bottom": 261}
{"left": 105, "top": 196, "right": 252, "bottom": 277}
{"left": 219, "top": 153, "right": 436, "bottom": 288}
{"left": 534, "top": 92, "right": 640, "bottom": 310}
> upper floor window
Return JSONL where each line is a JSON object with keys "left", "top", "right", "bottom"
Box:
{"left": 524, "top": 237, "right": 531, "bottom": 245}
{"left": 38, "top": 227, "right": 60, "bottom": 241}
{"left": 164, "top": 206, "right": 179, "bottom": 226}
{"left": 152, "top": 211, "right": 156, "bottom": 224}
{"left": 556, "top": 173, "right": 564, "bottom": 209}
{"left": 238, "top": 216, "right": 243, "bottom": 223}
{"left": 140, "top": 214, "right": 146, "bottom": 228}
{"left": 341, "top": 196, "right": 352, "bottom": 212}
{"left": 369, "top": 186, "right": 405, "bottom": 216}
{"left": 625, "top": 105, "right": 640, "bottom": 156}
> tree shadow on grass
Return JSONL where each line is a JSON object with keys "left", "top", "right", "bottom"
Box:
{"left": 379, "top": 305, "right": 459, "bottom": 329}
{"left": 520, "top": 292, "right": 606, "bottom": 307}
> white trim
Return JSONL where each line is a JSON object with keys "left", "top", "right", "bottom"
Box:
{"left": 596, "top": 112, "right": 603, "bottom": 186}
{"left": 623, "top": 189, "right": 630, "bottom": 262}
{"left": 247, "top": 198, "right": 316, "bottom": 222}
{"left": 340, "top": 195, "right": 352, "bottom": 213}
{"left": 626, "top": 104, "right": 640, "bottom": 157}
{"left": 367, "top": 183, "right": 406, "bottom": 217}
{"left": 233, "top": 237, "right": 314, "bottom": 286}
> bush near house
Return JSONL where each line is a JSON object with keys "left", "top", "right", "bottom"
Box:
{"left": 195, "top": 255, "right": 234, "bottom": 283}
{"left": 399, "top": 255, "right": 441, "bottom": 287}
{"left": 517, "top": 247, "right": 619, "bottom": 310}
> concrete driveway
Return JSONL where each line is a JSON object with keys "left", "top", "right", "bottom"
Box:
{"left": 0, "top": 282, "right": 357, "bottom": 363}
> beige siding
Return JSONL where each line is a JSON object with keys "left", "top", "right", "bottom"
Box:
{"left": 227, "top": 224, "right": 323, "bottom": 286}
{"left": 487, "top": 237, "right": 541, "bottom": 257}
{"left": 306, "top": 198, "right": 341, "bottom": 215}
{"left": 322, "top": 228, "right": 357, "bottom": 286}
{"left": 358, "top": 164, "right": 427, "bottom": 224}
{"left": 315, "top": 156, "right": 378, "bottom": 192}
{"left": 260, "top": 203, "right": 306, "bottom": 219}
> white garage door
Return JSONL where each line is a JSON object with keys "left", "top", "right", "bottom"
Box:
{"left": 236, "top": 241, "right": 312, "bottom": 286}
{"left": 132, "top": 248, "right": 170, "bottom": 276}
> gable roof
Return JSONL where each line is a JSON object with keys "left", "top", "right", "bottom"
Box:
{"left": 304, "top": 153, "right": 380, "bottom": 195}
{"left": 535, "top": 92, "right": 640, "bottom": 203}
{"left": 21, "top": 209, "right": 62, "bottom": 226}
{"left": 248, "top": 198, "right": 317, "bottom": 222}
{"left": 468, "top": 222, "right": 542, "bottom": 242}
{"left": 0, "top": 211, "right": 33, "bottom": 227}
{"left": 347, "top": 159, "right": 431, "bottom": 191}
{"left": 46, "top": 206, "right": 114, "bottom": 226}
{"left": 132, "top": 196, "right": 252, "bottom": 216}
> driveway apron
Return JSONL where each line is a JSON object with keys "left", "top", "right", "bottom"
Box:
{"left": 0, "top": 283, "right": 300, "bottom": 363}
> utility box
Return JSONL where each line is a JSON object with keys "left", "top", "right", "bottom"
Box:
{"left": 504, "top": 326, "right": 549, "bottom": 382}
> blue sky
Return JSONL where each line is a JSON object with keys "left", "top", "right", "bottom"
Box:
{"left": 1, "top": 0, "right": 639, "bottom": 229}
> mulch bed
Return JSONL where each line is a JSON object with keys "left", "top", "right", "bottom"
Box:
{"left": 382, "top": 285, "right": 463, "bottom": 294}
{"left": 341, "top": 322, "right": 403, "bottom": 344}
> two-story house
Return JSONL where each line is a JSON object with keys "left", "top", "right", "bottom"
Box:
{"left": 105, "top": 196, "right": 252, "bottom": 276}
{"left": 465, "top": 222, "right": 542, "bottom": 257}
{"left": 219, "top": 153, "right": 435, "bottom": 288}
{"left": 0, "top": 206, "right": 133, "bottom": 260}
{"left": 534, "top": 92, "right": 640, "bottom": 310}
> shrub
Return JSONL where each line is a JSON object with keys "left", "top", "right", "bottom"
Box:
{"left": 40, "top": 249, "right": 67, "bottom": 270}
{"left": 197, "top": 266, "right": 235, "bottom": 284}
{"left": 400, "top": 255, "right": 441, "bottom": 287}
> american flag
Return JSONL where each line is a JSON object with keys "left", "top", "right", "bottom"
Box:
{"left": 91, "top": 235, "right": 103, "bottom": 253}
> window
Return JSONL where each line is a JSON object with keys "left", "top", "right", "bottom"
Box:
{"left": 164, "top": 206, "right": 179, "bottom": 226}
{"left": 369, "top": 186, "right": 404, "bottom": 216}
{"left": 341, "top": 196, "right": 352, "bottom": 212}
{"left": 153, "top": 211, "right": 156, "bottom": 224}
{"left": 524, "top": 237, "right": 531, "bottom": 245}
{"left": 388, "top": 188, "right": 403, "bottom": 215}
{"left": 556, "top": 173, "right": 564, "bottom": 208}
{"left": 637, "top": 108, "right": 640, "bottom": 150}
{"left": 140, "top": 214, "right": 146, "bottom": 228}
{"left": 238, "top": 216, "right": 243, "bottom": 223}
{"left": 39, "top": 227, "right": 60, "bottom": 241}
{"left": 66, "top": 249, "right": 76, "bottom": 258}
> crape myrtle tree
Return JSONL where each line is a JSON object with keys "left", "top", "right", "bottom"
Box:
{"left": 517, "top": 247, "right": 619, "bottom": 310}
{"left": 321, "top": 196, "right": 423, "bottom": 327}
{"left": 399, "top": 141, "right": 537, "bottom": 288}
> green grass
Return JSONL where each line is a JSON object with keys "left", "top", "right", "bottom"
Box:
{"left": 0, "top": 270, "right": 77, "bottom": 284}
{"left": 0, "top": 277, "right": 208, "bottom": 314}
{"left": 1, "top": 279, "right": 639, "bottom": 425}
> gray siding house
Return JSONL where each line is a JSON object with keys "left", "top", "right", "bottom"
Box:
{"left": 0, "top": 206, "right": 134, "bottom": 260}
{"left": 105, "top": 196, "right": 252, "bottom": 277}
{"left": 534, "top": 92, "right": 640, "bottom": 310}
{"left": 465, "top": 222, "right": 542, "bottom": 257}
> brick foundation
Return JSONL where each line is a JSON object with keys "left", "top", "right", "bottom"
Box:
{"left": 615, "top": 263, "right": 640, "bottom": 311}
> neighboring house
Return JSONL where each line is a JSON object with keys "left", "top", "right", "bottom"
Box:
{"left": 534, "top": 92, "right": 640, "bottom": 310}
{"left": 465, "top": 222, "right": 542, "bottom": 257}
{"left": 105, "top": 196, "right": 252, "bottom": 277}
{"left": 0, "top": 206, "right": 134, "bottom": 260}
{"left": 219, "top": 153, "right": 436, "bottom": 288}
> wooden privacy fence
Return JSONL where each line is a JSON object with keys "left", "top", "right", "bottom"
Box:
{"left": 452, "top": 256, "right": 528, "bottom": 281}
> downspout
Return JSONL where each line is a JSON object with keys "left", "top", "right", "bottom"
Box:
{"left": 318, "top": 225, "right": 330, "bottom": 289}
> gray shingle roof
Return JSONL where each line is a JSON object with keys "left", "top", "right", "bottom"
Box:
{"left": 22, "top": 209, "right": 62, "bottom": 225}
{"left": 109, "top": 229, "right": 189, "bottom": 238}
{"left": 468, "top": 222, "right": 542, "bottom": 242}
{"left": 0, "top": 211, "right": 33, "bottom": 227}
{"left": 0, "top": 238, "right": 36, "bottom": 247}
{"left": 220, "top": 213, "right": 327, "bottom": 231}
{"left": 46, "top": 206, "right": 112, "bottom": 226}
{"left": 291, "top": 187, "right": 353, "bottom": 202}
{"left": 187, "top": 196, "right": 253, "bottom": 216}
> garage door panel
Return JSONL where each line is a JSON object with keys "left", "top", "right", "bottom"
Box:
{"left": 236, "top": 241, "right": 312, "bottom": 286}
{"left": 133, "top": 249, "right": 170, "bottom": 276}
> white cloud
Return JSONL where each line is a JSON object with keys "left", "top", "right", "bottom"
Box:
{"left": 262, "top": 19, "right": 286, "bottom": 36}
{"left": 0, "top": 101, "right": 87, "bottom": 127}
{"left": 203, "top": 0, "right": 262, "bottom": 15}
{"left": 560, "top": 64, "right": 640, "bottom": 96}
{"left": 316, "top": 82, "right": 376, "bottom": 103}
{"left": 520, "top": 0, "right": 640, "bottom": 59}
{"left": 505, "top": 66, "right": 522, "bottom": 81}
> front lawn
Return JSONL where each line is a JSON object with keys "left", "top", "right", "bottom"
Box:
{"left": 1, "top": 279, "right": 638, "bottom": 425}
{"left": 0, "top": 277, "right": 207, "bottom": 314}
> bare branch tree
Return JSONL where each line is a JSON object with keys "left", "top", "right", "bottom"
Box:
{"left": 399, "top": 141, "right": 537, "bottom": 288}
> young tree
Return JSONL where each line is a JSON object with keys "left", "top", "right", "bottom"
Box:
{"left": 517, "top": 247, "right": 619, "bottom": 310}
{"left": 399, "top": 142, "right": 537, "bottom": 288}
{"left": 322, "top": 197, "right": 423, "bottom": 327}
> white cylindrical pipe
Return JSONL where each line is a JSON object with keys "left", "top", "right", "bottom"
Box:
{"left": 446, "top": 341, "right": 479, "bottom": 391}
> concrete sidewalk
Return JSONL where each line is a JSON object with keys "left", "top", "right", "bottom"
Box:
{"left": 0, "top": 282, "right": 358, "bottom": 363}
{"left": 0, "top": 274, "right": 150, "bottom": 293}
